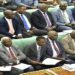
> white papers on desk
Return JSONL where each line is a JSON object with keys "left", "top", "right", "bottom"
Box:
{"left": 13, "top": 63, "right": 31, "bottom": 70}
{"left": 42, "top": 58, "right": 61, "bottom": 65}
{"left": 0, "top": 66, "right": 11, "bottom": 71}
{"left": 62, "top": 64, "right": 75, "bottom": 71}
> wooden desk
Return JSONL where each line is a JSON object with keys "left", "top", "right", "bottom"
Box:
{"left": 20, "top": 67, "right": 75, "bottom": 75}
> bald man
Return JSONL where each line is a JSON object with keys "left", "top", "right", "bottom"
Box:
{"left": 0, "top": 10, "right": 22, "bottom": 39}
{"left": 31, "top": 3, "right": 56, "bottom": 31}
{"left": 45, "top": 31, "right": 65, "bottom": 58}
{"left": 0, "top": 37, "right": 45, "bottom": 74}
{"left": 61, "top": 30, "right": 75, "bottom": 60}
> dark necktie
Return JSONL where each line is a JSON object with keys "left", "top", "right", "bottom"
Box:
{"left": 52, "top": 41, "right": 60, "bottom": 56}
{"left": 37, "top": 46, "right": 41, "bottom": 61}
{"left": 9, "top": 47, "right": 17, "bottom": 59}
{"left": 21, "top": 14, "right": 30, "bottom": 30}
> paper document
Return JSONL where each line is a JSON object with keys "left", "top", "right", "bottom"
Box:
{"left": 13, "top": 63, "right": 31, "bottom": 70}
{"left": 0, "top": 66, "right": 11, "bottom": 71}
{"left": 42, "top": 58, "right": 61, "bottom": 65}
{"left": 62, "top": 64, "right": 75, "bottom": 71}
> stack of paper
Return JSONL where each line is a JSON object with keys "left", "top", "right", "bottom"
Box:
{"left": 13, "top": 63, "right": 31, "bottom": 70}
{"left": 42, "top": 58, "right": 61, "bottom": 65}
{"left": 62, "top": 64, "right": 75, "bottom": 71}
{"left": 0, "top": 66, "right": 11, "bottom": 71}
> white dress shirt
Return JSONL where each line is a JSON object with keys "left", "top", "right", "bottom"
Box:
{"left": 60, "top": 10, "right": 70, "bottom": 24}
{"left": 5, "top": 17, "right": 15, "bottom": 34}
{"left": 48, "top": 38, "right": 58, "bottom": 57}
{"left": 5, "top": 46, "right": 19, "bottom": 64}
{"left": 36, "top": 43, "right": 41, "bottom": 61}
{"left": 40, "top": 10, "right": 52, "bottom": 27}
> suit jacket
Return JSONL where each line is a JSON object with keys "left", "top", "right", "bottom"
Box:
{"left": 15, "top": 12, "right": 31, "bottom": 32}
{"left": 71, "top": 8, "right": 75, "bottom": 21}
{"left": 0, "top": 44, "right": 26, "bottom": 65}
{"left": 52, "top": 9, "right": 75, "bottom": 26}
{"left": 24, "top": 43, "right": 48, "bottom": 62}
{"left": 31, "top": 10, "right": 55, "bottom": 29}
{"left": 61, "top": 34, "right": 75, "bottom": 55}
{"left": 0, "top": 17, "right": 21, "bottom": 38}
{"left": 45, "top": 38, "right": 65, "bottom": 58}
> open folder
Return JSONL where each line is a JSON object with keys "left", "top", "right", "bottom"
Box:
{"left": 13, "top": 63, "right": 31, "bottom": 70}
{"left": 0, "top": 66, "right": 11, "bottom": 71}
{"left": 42, "top": 58, "right": 62, "bottom": 65}
{"left": 0, "top": 63, "right": 31, "bottom": 71}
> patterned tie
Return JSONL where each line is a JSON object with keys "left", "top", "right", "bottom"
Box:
{"left": 9, "top": 47, "right": 17, "bottom": 59}
{"left": 21, "top": 14, "right": 30, "bottom": 30}
{"left": 37, "top": 46, "right": 41, "bottom": 61}
{"left": 43, "top": 12, "right": 52, "bottom": 27}
{"left": 52, "top": 41, "right": 60, "bottom": 56}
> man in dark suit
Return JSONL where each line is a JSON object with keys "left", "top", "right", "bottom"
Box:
{"left": 45, "top": 31, "right": 65, "bottom": 58}
{"left": 24, "top": 36, "right": 48, "bottom": 70}
{"left": 24, "top": 36, "right": 47, "bottom": 61}
{"left": 31, "top": 3, "right": 56, "bottom": 32}
{"left": 15, "top": 4, "right": 47, "bottom": 38}
{"left": 0, "top": 10, "right": 22, "bottom": 39}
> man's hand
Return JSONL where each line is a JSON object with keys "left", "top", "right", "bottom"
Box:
{"left": 47, "top": 26, "right": 56, "bottom": 31}
{"left": 31, "top": 60, "right": 42, "bottom": 65}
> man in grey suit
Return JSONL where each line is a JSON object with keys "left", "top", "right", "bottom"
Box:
{"left": 52, "top": 2, "right": 75, "bottom": 31}
{"left": 0, "top": 37, "right": 42, "bottom": 75}
{"left": 61, "top": 30, "right": 75, "bottom": 61}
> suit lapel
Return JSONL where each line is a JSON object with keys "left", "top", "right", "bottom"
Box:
{"left": 38, "top": 10, "right": 47, "bottom": 23}
{"left": 32, "top": 43, "right": 38, "bottom": 57}
{"left": 16, "top": 13, "right": 24, "bottom": 27}
{"left": 2, "top": 45, "right": 10, "bottom": 57}
{"left": 4, "top": 18, "right": 9, "bottom": 30}
{"left": 47, "top": 38, "right": 53, "bottom": 56}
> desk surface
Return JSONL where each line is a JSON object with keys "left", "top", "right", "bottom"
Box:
{"left": 20, "top": 67, "right": 75, "bottom": 75}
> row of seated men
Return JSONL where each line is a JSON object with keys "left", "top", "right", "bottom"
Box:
{"left": 0, "top": 0, "right": 60, "bottom": 10}
{"left": 1, "top": 2, "right": 75, "bottom": 39}
{"left": 0, "top": 0, "right": 74, "bottom": 11}
{"left": 0, "top": 30, "right": 75, "bottom": 75}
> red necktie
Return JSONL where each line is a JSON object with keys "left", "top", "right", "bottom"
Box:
{"left": 9, "top": 47, "right": 17, "bottom": 59}
{"left": 52, "top": 41, "right": 60, "bottom": 56}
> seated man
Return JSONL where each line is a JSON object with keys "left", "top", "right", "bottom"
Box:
{"left": 45, "top": 30, "right": 75, "bottom": 64}
{"left": 24, "top": 36, "right": 48, "bottom": 70}
{"left": 31, "top": 4, "right": 56, "bottom": 32}
{"left": 52, "top": 2, "right": 75, "bottom": 31}
{"left": 0, "top": 10, "right": 22, "bottom": 39}
{"left": 15, "top": 4, "right": 47, "bottom": 38}
{"left": 45, "top": 31, "right": 65, "bottom": 58}
{"left": 61, "top": 30, "right": 75, "bottom": 61}
{"left": 0, "top": 37, "right": 42, "bottom": 75}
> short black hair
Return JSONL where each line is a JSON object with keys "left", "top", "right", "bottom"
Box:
{"left": 16, "top": 3, "right": 26, "bottom": 10}
{"left": 36, "top": 36, "right": 45, "bottom": 41}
